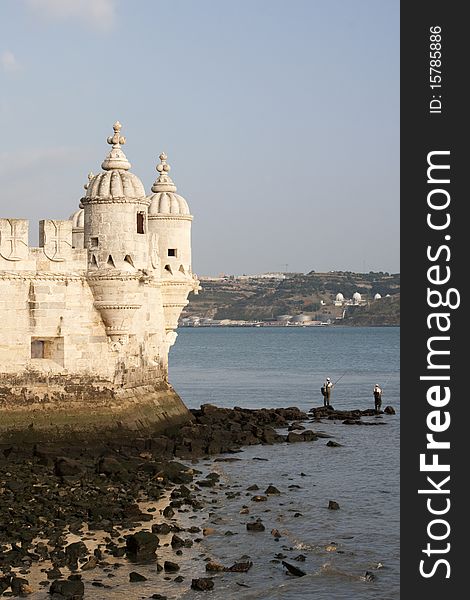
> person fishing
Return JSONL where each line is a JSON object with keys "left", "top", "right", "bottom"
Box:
{"left": 373, "top": 383, "right": 383, "bottom": 412}
{"left": 321, "top": 377, "right": 334, "bottom": 407}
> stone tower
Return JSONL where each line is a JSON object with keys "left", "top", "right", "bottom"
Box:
{"left": 0, "top": 122, "right": 199, "bottom": 441}
{"left": 147, "top": 152, "right": 196, "bottom": 352}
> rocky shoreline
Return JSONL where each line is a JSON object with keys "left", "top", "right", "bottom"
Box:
{"left": 0, "top": 404, "right": 395, "bottom": 598}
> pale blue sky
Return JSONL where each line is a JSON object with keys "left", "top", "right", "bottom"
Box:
{"left": 0, "top": 0, "right": 399, "bottom": 275}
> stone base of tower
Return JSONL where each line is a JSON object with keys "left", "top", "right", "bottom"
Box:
{"left": 0, "top": 374, "right": 192, "bottom": 443}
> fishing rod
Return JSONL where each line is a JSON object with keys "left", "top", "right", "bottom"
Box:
{"left": 332, "top": 371, "right": 347, "bottom": 386}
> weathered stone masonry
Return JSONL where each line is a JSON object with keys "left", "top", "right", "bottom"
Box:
{"left": 0, "top": 122, "right": 199, "bottom": 439}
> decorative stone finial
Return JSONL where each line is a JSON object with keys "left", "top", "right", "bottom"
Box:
{"left": 107, "top": 121, "right": 126, "bottom": 148}
{"left": 151, "top": 152, "right": 177, "bottom": 193}
{"left": 101, "top": 121, "right": 131, "bottom": 171}
{"left": 84, "top": 172, "right": 94, "bottom": 190}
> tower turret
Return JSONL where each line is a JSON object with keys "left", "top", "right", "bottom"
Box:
{"left": 147, "top": 152, "right": 198, "bottom": 336}
{"left": 82, "top": 122, "right": 151, "bottom": 343}
{"left": 83, "top": 121, "right": 150, "bottom": 271}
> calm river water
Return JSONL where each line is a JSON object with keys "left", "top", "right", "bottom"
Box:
{"left": 168, "top": 326, "right": 400, "bottom": 600}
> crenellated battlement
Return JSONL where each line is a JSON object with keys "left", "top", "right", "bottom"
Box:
{"left": 0, "top": 218, "right": 87, "bottom": 272}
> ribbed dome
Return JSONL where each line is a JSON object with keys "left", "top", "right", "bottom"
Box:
{"left": 353, "top": 292, "right": 362, "bottom": 301}
{"left": 148, "top": 192, "right": 190, "bottom": 216}
{"left": 70, "top": 208, "right": 84, "bottom": 228}
{"left": 86, "top": 170, "right": 145, "bottom": 199}
{"left": 335, "top": 293, "right": 344, "bottom": 301}
{"left": 147, "top": 152, "right": 191, "bottom": 217}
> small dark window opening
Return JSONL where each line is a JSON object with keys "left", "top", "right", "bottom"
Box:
{"left": 124, "top": 255, "right": 134, "bottom": 267}
{"left": 107, "top": 255, "right": 115, "bottom": 267}
{"left": 31, "top": 340, "right": 45, "bottom": 359}
{"left": 179, "top": 265, "right": 185, "bottom": 274}
{"left": 164, "top": 264, "right": 173, "bottom": 274}
{"left": 168, "top": 248, "right": 177, "bottom": 257}
{"left": 90, "top": 254, "right": 98, "bottom": 267}
{"left": 137, "top": 212, "right": 145, "bottom": 234}
{"left": 90, "top": 237, "right": 99, "bottom": 248}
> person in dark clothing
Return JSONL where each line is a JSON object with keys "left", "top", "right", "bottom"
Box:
{"left": 373, "top": 383, "right": 383, "bottom": 412}
{"left": 321, "top": 377, "right": 334, "bottom": 407}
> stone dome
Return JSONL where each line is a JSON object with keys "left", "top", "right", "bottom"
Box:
{"left": 86, "top": 170, "right": 145, "bottom": 200}
{"left": 353, "top": 292, "right": 362, "bottom": 302}
{"left": 148, "top": 153, "right": 191, "bottom": 217}
{"left": 84, "top": 122, "right": 146, "bottom": 200}
{"left": 335, "top": 293, "right": 344, "bottom": 301}
{"left": 70, "top": 208, "right": 84, "bottom": 228}
{"left": 374, "top": 293, "right": 382, "bottom": 300}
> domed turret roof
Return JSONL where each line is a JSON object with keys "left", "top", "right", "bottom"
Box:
{"left": 374, "top": 293, "right": 382, "bottom": 300}
{"left": 353, "top": 292, "right": 362, "bottom": 301}
{"left": 84, "top": 122, "right": 146, "bottom": 201}
{"left": 335, "top": 293, "right": 344, "bottom": 301}
{"left": 70, "top": 208, "right": 84, "bottom": 229}
{"left": 148, "top": 153, "right": 191, "bottom": 217}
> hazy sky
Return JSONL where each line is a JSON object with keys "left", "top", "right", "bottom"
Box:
{"left": 0, "top": 0, "right": 399, "bottom": 276}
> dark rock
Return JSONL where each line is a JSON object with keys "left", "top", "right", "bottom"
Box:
{"left": 126, "top": 531, "right": 159, "bottom": 559}
{"left": 226, "top": 561, "right": 253, "bottom": 572}
{"left": 49, "top": 578, "right": 84, "bottom": 598}
{"left": 206, "top": 562, "right": 225, "bottom": 572}
{"left": 152, "top": 523, "right": 172, "bottom": 535}
{"left": 129, "top": 571, "right": 147, "bottom": 582}
{"left": 326, "top": 441, "right": 342, "bottom": 447}
{"left": 191, "top": 577, "right": 214, "bottom": 591}
{"left": 264, "top": 485, "right": 281, "bottom": 495}
{"left": 163, "top": 561, "right": 180, "bottom": 572}
{"left": 293, "top": 554, "right": 306, "bottom": 561}
{"left": 246, "top": 521, "right": 265, "bottom": 532}
{"left": 328, "top": 500, "right": 340, "bottom": 510}
{"left": 282, "top": 560, "right": 306, "bottom": 577}
{"left": 251, "top": 495, "right": 267, "bottom": 502}
{"left": 65, "top": 542, "right": 88, "bottom": 564}
{"left": 151, "top": 595, "right": 167, "bottom": 600}
{"left": 384, "top": 406, "right": 396, "bottom": 415}
{"left": 10, "top": 576, "right": 30, "bottom": 596}
{"left": 364, "top": 571, "right": 376, "bottom": 581}
{"left": 163, "top": 506, "right": 175, "bottom": 519}
{"left": 97, "top": 456, "right": 126, "bottom": 476}
{"left": 247, "top": 484, "right": 259, "bottom": 491}
{"left": 287, "top": 432, "right": 303, "bottom": 443}
{"left": 54, "top": 457, "right": 85, "bottom": 477}
{"left": 46, "top": 567, "right": 63, "bottom": 580}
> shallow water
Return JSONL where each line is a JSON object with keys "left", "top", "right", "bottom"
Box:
{"left": 170, "top": 327, "right": 400, "bottom": 599}
{"left": 21, "top": 326, "right": 399, "bottom": 599}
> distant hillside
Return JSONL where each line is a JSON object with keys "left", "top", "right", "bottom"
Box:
{"left": 183, "top": 271, "right": 400, "bottom": 326}
{"left": 341, "top": 293, "right": 400, "bottom": 326}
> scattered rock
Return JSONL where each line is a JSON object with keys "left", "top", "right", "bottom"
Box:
{"left": 49, "top": 577, "right": 85, "bottom": 599}
{"left": 264, "top": 485, "right": 281, "bottom": 495}
{"left": 384, "top": 406, "right": 396, "bottom": 415}
{"left": 163, "top": 561, "right": 180, "bottom": 573}
{"left": 282, "top": 561, "right": 306, "bottom": 577}
{"left": 251, "top": 495, "right": 267, "bottom": 502}
{"left": 191, "top": 577, "right": 214, "bottom": 591}
{"left": 126, "top": 531, "right": 159, "bottom": 559}
{"left": 326, "top": 440, "right": 342, "bottom": 447}
{"left": 129, "top": 571, "right": 147, "bottom": 582}
{"left": 247, "top": 521, "right": 265, "bottom": 532}
{"left": 328, "top": 500, "right": 340, "bottom": 510}
{"left": 226, "top": 561, "right": 253, "bottom": 572}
